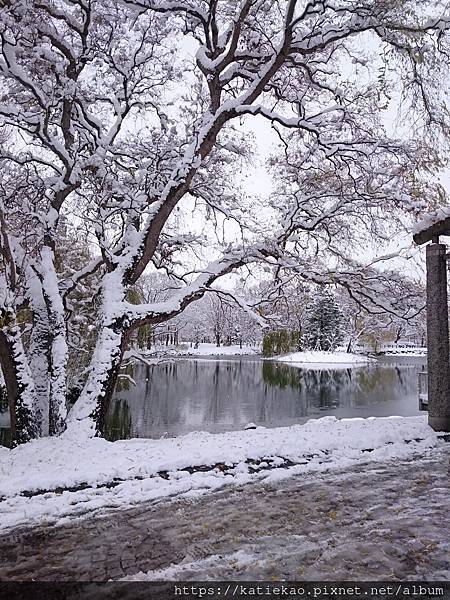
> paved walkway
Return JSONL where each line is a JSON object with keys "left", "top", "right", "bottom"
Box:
{"left": 1, "top": 447, "right": 449, "bottom": 581}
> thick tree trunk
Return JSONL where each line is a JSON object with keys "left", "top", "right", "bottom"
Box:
{"left": 40, "top": 247, "right": 68, "bottom": 435}
{"left": 47, "top": 330, "right": 68, "bottom": 436}
{"left": 67, "top": 317, "right": 130, "bottom": 437}
{"left": 0, "top": 324, "right": 38, "bottom": 446}
{"left": 66, "top": 267, "right": 133, "bottom": 437}
{"left": 28, "top": 294, "right": 51, "bottom": 437}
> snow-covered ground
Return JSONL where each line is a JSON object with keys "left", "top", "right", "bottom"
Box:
{"left": 181, "top": 343, "right": 259, "bottom": 356}
{"left": 0, "top": 416, "right": 445, "bottom": 531}
{"left": 381, "top": 349, "right": 427, "bottom": 357}
{"left": 274, "top": 350, "right": 372, "bottom": 368}
{"left": 121, "top": 449, "right": 450, "bottom": 582}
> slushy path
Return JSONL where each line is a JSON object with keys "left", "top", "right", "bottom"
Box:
{"left": 1, "top": 447, "right": 449, "bottom": 581}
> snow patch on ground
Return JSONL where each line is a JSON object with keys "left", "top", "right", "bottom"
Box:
{"left": 182, "top": 343, "right": 259, "bottom": 356}
{"left": 122, "top": 550, "right": 259, "bottom": 581}
{"left": 0, "top": 416, "right": 443, "bottom": 531}
{"left": 381, "top": 350, "right": 427, "bottom": 357}
{"left": 274, "top": 350, "right": 372, "bottom": 368}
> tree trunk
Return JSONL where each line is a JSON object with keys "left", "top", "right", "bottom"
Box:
{"left": 40, "top": 247, "right": 68, "bottom": 435}
{"left": 0, "top": 323, "right": 38, "bottom": 446}
{"left": 67, "top": 317, "right": 130, "bottom": 437}
{"left": 48, "top": 328, "right": 68, "bottom": 436}
{"left": 28, "top": 291, "right": 51, "bottom": 437}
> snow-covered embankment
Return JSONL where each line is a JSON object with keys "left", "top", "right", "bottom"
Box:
{"left": 273, "top": 350, "right": 373, "bottom": 368}
{"left": 0, "top": 416, "right": 444, "bottom": 531}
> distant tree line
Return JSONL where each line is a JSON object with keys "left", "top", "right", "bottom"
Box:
{"left": 127, "top": 272, "right": 426, "bottom": 357}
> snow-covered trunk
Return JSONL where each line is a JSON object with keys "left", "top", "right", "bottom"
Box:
{"left": 67, "top": 271, "right": 130, "bottom": 437}
{"left": 28, "top": 288, "right": 51, "bottom": 437}
{"left": 47, "top": 324, "right": 68, "bottom": 436}
{"left": 67, "top": 316, "right": 130, "bottom": 437}
{"left": 0, "top": 317, "right": 38, "bottom": 446}
{"left": 40, "top": 246, "right": 68, "bottom": 435}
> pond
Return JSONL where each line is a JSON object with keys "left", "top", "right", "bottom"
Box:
{"left": 104, "top": 356, "right": 426, "bottom": 441}
{"left": 0, "top": 356, "right": 426, "bottom": 446}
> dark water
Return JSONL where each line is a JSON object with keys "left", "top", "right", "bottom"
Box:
{"left": 0, "top": 357, "right": 426, "bottom": 446}
{"left": 104, "top": 357, "right": 426, "bottom": 441}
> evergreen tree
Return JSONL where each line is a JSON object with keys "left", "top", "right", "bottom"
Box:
{"left": 304, "top": 291, "right": 343, "bottom": 351}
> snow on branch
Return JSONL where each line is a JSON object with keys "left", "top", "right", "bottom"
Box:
{"left": 119, "top": 0, "right": 208, "bottom": 23}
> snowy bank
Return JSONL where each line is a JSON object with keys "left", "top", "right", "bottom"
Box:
{"left": 380, "top": 348, "right": 427, "bottom": 357}
{"left": 182, "top": 343, "right": 259, "bottom": 356}
{"left": 0, "top": 416, "right": 444, "bottom": 531}
{"left": 274, "top": 350, "right": 372, "bottom": 368}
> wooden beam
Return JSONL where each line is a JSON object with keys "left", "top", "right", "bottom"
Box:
{"left": 413, "top": 216, "right": 450, "bottom": 245}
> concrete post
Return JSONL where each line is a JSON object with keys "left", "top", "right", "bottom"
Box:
{"left": 426, "top": 243, "right": 450, "bottom": 431}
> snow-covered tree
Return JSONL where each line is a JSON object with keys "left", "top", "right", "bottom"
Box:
{"left": 338, "top": 273, "right": 426, "bottom": 352}
{"left": 303, "top": 290, "right": 343, "bottom": 351}
{"left": 174, "top": 299, "right": 210, "bottom": 347}
{"left": 204, "top": 295, "right": 231, "bottom": 346}
{"left": 1, "top": 0, "right": 449, "bottom": 443}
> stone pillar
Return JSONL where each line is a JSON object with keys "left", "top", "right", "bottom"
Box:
{"left": 426, "top": 243, "right": 450, "bottom": 431}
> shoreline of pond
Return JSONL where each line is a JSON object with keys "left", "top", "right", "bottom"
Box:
{"left": 172, "top": 352, "right": 426, "bottom": 365}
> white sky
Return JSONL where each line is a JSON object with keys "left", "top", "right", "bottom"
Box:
{"left": 237, "top": 112, "right": 430, "bottom": 284}
{"left": 167, "top": 21, "right": 446, "bottom": 288}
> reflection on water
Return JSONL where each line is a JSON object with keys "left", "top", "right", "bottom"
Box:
{"left": 0, "top": 428, "right": 11, "bottom": 448}
{"left": 105, "top": 358, "right": 424, "bottom": 441}
{"left": 104, "top": 399, "right": 132, "bottom": 442}
{"left": 262, "top": 362, "right": 301, "bottom": 390}
{"left": 0, "top": 386, "right": 10, "bottom": 447}
{"left": 0, "top": 358, "right": 426, "bottom": 446}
